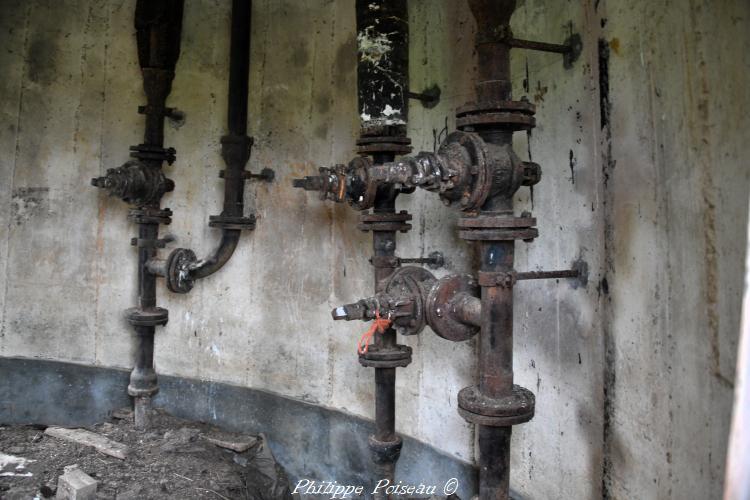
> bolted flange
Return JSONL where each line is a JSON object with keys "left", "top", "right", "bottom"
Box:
{"left": 457, "top": 384, "right": 535, "bottom": 427}
{"left": 358, "top": 210, "right": 412, "bottom": 233}
{"left": 208, "top": 214, "right": 256, "bottom": 231}
{"left": 125, "top": 307, "right": 169, "bottom": 327}
{"left": 359, "top": 344, "right": 412, "bottom": 368}
{"left": 165, "top": 248, "right": 197, "bottom": 294}
{"left": 458, "top": 212, "right": 538, "bottom": 242}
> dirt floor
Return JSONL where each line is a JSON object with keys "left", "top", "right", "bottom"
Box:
{"left": 0, "top": 408, "right": 293, "bottom": 499}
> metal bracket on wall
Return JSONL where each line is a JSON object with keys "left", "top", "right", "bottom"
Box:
{"left": 498, "top": 25, "right": 583, "bottom": 69}
{"left": 407, "top": 84, "right": 441, "bottom": 109}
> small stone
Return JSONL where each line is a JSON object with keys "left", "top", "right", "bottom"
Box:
{"left": 203, "top": 432, "right": 259, "bottom": 453}
{"left": 56, "top": 465, "right": 97, "bottom": 500}
{"left": 111, "top": 408, "right": 133, "bottom": 421}
{"left": 99, "top": 423, "right": 115, "bottom": 433}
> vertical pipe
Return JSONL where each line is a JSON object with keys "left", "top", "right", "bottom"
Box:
{"left": 187, "top": 0, "right": 255, "bottom": 281}
{"left": 478, "top": 241, "right": 514, "bottom": 500}
{"left": 356, "top": 0, "right": 409, "bottom": 137}
{"left": 467, "top": 1, "right": 518, "bottom": 498}
{"left": 478, "top": 426, "right": 512, "bottom": 497}
{"left": 357, "top": 1, "right": 409, "bottom": 493}
{"left": 129, "top": 0, "right": 184, "bottom": 429}
{"left": 478, "top": 241, "right": 515, "bottom": 398}
{"left": 227, "top": 0, "right": 250, "bottom": 137}
{"left": 372, "top": 188, "right": 399, "bottom": 490}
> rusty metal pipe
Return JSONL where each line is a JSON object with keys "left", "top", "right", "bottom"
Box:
{"left": 124, "top": 0, "right": 184, "bottom": 430}
{"left": 188, "top": 0, "right": 254, "bottom": 281}
{"left": 451, "top": 292, "right": 482, "bottom": 328}
{"left": 355, "top": 0, "right": 410, "bottom": 493}
{"left": 190, "top": 230, "right": 241, "bottom": 279}
{"left": 465, "top": 1, "right": 521, "bottom": 498}
{"left": 478, "top": 426, "right": 512, "bottom": 498}
{"left": 478, "top": 241, "right": 515, "bottom": 398}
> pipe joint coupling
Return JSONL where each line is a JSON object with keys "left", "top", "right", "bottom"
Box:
{"left": 220, "top": 134, "right": 253, "bottom": 169}
{"left": 368, "top": 435, "right": 403, "bottom": 466}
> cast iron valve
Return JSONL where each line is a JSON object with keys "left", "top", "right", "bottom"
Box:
{"left": 332, "top": 266, "right": 481, "bottom": 340}
{"left": 332, "top": 266, "right": 434, "bottom": 335}
{"left": 369, "top": 131, "right": 541, "bottom": 209}
{"left": 292, "top": 164, "right": 347, "bottom": 203}
{"left": 293, "top": 131, "right": 541, "bottom": 211}
{"left": 91, "top": 160, "right": 174, "bottom": 206}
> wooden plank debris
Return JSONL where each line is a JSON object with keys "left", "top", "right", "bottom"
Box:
{"left": 44, "top": 427, "right": 129, "bottom": 460}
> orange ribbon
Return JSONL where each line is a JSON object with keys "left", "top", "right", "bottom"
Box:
{"left": 357, "top": 310, "right": 392, "bottom": 355}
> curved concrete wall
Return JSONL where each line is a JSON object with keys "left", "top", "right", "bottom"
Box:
{"left": 0, "top": 1, "right": 747, "bottom": 498}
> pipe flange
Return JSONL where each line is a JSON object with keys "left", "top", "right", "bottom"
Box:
{"left": 459, "top": 228, "right": 539, "bottom": 241}
{"left": 458, "top": 213, "right": 538, "bottom": 241}
{"left": 384, "top": 266, "right": 435, "bottom": 336}
{"left": 457, "top": 384, "right": 535, "bottom": 427}
{"left": 359, "top": 344, "right": 412, "bottom": 368}
{"left": 456, "top": 100, "right": 536, "bottom": 131}
{"left": 165, "top": 248, "right": 197, "bottom": 293}
{"left": 208, "top": 214, "right": 256, "bottom": 230}
{"left": 357, "top": 135, "right": 412, "bottom": 156}
{"left": 125, "top": 307, "right": 169, "bottom": 327}
{"left": 128, "top": 207, "right": 173, "bottom": 225}
{"left": 357, "top": 210, "right": 412, "bottom": 233}
{"left": 368, "top": 435, "right": 403, "bottom": 465}
{"left": 457, "top": 100, "right": 536, "bottom": 116}
{"left": 426, "top": 274, "right": 480, "bottom": 341}
{"left": 129, "top": 144, "right": 177, "bottom": 165}
{"left": 458, "top": 213, "right": 537, "bottom": 229}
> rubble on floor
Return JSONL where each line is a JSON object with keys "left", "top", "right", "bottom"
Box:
{"left": 0, "top": 409, "right": 292, "bottom": 499}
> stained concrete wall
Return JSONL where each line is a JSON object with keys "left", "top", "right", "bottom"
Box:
{"left": 0, "top": 0, "right": 747, "bottom": 499}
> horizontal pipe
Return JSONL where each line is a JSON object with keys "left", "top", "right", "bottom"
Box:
{"left": 451, "top": 292, "right": 482, "bottom": 327}
{"left": 146, "top": 258, "right": 167, "bottom": 277}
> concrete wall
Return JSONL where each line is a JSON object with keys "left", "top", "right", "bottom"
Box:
{"left": 0, "top": 0, "right": 747, "bottom": 498}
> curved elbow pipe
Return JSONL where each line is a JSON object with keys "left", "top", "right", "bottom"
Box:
{"left": 189, "top": 229, "right": 241, "bottom": 279}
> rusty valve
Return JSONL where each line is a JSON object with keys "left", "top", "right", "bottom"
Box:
{"left": 91, "top": 160, "right": 174, "bottom": 206}
{"left": 292, "top": 165, "right": 348, "bottom": 203}
{"left": 332, "top": 266, "right": 481, "bottom": 340}
{"left": 293, "top": 131, "right": 541, "bottom": 211}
